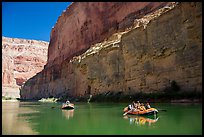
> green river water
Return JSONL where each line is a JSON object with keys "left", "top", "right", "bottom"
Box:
{"left": 2, "top": 101, "right": 202, "bottom": 135}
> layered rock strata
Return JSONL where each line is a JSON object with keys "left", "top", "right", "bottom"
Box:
{"left": 46, "top": 2, "right": 171, "bottom": 68}
{"left": 2, "top": 37, "right": 48, "bottom": 98}
{"left": 20, "top": 2, "right": 202, "bottom": 100}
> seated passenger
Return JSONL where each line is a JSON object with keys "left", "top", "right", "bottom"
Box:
{"left": 128, "top": 104, "right": 133, "bottom": 111}
{"left": 66, "top": 100, "right": 70, "bottom": 104}
{"left": 140, "top": 103, "right": 146, "bottom": 111}
{"left": 146, "top": 102, "right": 151, "bottom": 109}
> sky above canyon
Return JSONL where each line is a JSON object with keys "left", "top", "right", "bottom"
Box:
{"left": 2, "top": 2, "right": 71, "bottom": 42}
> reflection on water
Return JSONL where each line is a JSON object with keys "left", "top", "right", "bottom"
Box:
{"left": 123, "top": 115, "right": 159, "bottom": 126}
{"left": 2, "top": 101, "right": 39, "bottom": 135}
{"left": 62, "top": 109, "right": 74, "bottom": 119}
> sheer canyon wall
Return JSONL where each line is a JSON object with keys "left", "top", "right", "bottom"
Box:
{"left": 20, "top": 2, "right": 202, "bottom": 100}
{"left": 2, "top": 37, "right": 48, "bottom": 98}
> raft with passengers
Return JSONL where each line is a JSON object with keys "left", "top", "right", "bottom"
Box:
{"left": 61, "top": 100, "right": 75, "bottom": 109}
{"left": 123, "top": 101, "right": 158, "bottom": 116}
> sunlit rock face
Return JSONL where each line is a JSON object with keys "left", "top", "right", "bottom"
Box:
{"left": 46, "top": 2, "right": 170, "bottom": 68}
{"left": 2, "top": 37, "right": 49, "bottom": 98}
{"left": 20, "top": 2, "right": 202, "bottom": 100}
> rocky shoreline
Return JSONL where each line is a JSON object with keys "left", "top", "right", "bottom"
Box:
{"left": 2, "top": 96, "right": 19, "bottom": 102}
{"left": 15, "top": 89, "right": 202, "bottom": 104}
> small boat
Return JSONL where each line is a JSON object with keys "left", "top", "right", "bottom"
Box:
{"left": 61, "top": 103, "right": 74, "bottom": 109}
{"left": 123, "top": 106, "right": 158, "bottom": 115}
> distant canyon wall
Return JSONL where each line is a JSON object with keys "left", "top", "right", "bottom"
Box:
{"left": 20, "top": 2, "right": 202, "bottom": 100}
{"left": 2, "top": 37, "right": 48, "bottom": 98}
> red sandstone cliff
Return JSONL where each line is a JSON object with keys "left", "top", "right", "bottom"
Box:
{"left": 46, "top": 2, "right": 170, "bottom": 68}
{"left": 20, "top": 2, "right": 202, "bottom": 100}
{"left": 2, "top": 36, "right": 48, "bottom": 98}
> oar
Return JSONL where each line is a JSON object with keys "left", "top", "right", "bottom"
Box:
{"left": 123, "top": 109, "right": 132, "bottom": 116}
{"left": 51, "top": 106, "right": 61, "bottom": 109}
{"left": 157, "top": 109, "right": 167, "bottom": 112}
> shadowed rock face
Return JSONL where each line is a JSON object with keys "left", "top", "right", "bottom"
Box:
{"left": 2, "top": 37, "right": 49, "bottom": 98}
{"left": 20, "top": 2, "right": 202, "bottom": 100}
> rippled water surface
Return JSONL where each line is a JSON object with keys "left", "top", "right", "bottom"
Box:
{"left": 2, "top": 101, "right": 202, "bottom": 135}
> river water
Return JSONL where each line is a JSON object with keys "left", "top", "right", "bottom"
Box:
{"left": 2, "top": 101, "right": 202, "bottom": 135}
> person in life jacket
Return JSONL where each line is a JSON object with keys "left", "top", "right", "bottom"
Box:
{"left": 128, "top": 101, "right": 139, "bottom": 112}
{"left": 128, "top": 103, "right": 133, "bottom": 111}
{"left": 66, "top": 100, "right": 70, "bottom": 105}
{"left": 146, "top": 102, "right": 151, "bottom": 109}
{"left": 135, "top": 101, "right": 141, "bottom": 110}
{"left": 139, "top": 103, "right": 146, "bottom": 111}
